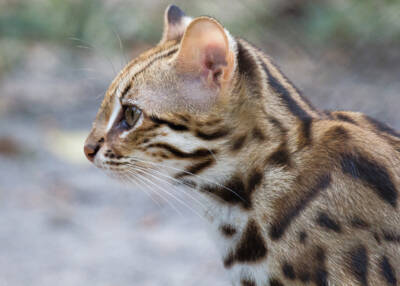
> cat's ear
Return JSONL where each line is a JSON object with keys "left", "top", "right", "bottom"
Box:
{"left": 160, "top": 5, "right": 192, "bottom": 44}
{"left": 174, "top": 17, "right": 235, "bottom": 89}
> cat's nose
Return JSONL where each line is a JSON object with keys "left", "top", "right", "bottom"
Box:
{"left": 84, "top": 143, "right": 100, "bottom": 162}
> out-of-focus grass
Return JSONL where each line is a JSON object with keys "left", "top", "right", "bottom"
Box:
{"left": 0, "top": 0, "right": 107, "bottom": 42}
{"left": 0, "top": 0, "right": 399, "bottom": 74}
{"left": 304, "top": 1, "right": 400, "bottom": 46}
{"left": 0, "top": 0, "right": 110, "bottom": 73}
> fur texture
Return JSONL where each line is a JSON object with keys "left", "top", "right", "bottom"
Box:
{"left": 84, "top": 5, "right": 400, "bottom": 286}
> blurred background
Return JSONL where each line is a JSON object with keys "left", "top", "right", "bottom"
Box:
{"left": 0, "top": 0, "right": 399, "bottom": 285}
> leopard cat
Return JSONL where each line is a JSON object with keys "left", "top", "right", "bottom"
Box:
{"left": 84, "top": 5, "right": 400, "bottom": 286}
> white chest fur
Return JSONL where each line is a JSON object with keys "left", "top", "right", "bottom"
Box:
{"left": 202, "top": 198, "right": 270, "bottom": 286}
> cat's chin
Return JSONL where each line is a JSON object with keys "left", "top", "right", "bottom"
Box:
{"left": 92, "top": 159, "right": 129, "bottom": 178}
{"left": 101, "top": 167, "right": 135, "bottom": 183}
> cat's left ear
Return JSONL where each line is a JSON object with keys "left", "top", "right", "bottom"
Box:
{"left": 160, "top": 5, "right": 192, "bottom": 44}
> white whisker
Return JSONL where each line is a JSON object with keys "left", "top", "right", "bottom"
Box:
{"left": 130, "top": 164, "right": 208, "bottom": 211}
{"left": 120, "top": 172, "right": 163, "bottom": 207}
{"left": 129, "top": 157, "right": 245, "bottom": 202}
{"left": 68, "top": 36, "right": 117, "bottom": 76}
{"left": 132, "top": 168, "right": 205, "bottom": 219}
{"left": 111, "top": 27, "right": 128, "bottom": 69}
{"left": 130, "top": 170, "right": 184, "bottom": 217}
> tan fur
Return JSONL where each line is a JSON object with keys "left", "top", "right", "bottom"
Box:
{"left": 85, "top": 6, "right": 400, "bottom": 286}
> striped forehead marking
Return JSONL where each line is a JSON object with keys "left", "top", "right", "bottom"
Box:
{"left": 117, "top": 45, "right": 179, "bottom": 100}
{"left": 105, "top": 44, "right": 179, "bottom": 133}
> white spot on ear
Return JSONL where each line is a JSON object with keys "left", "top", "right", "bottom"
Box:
{"left": 107, "top": 95, "right": 121, "bottom": 132}
{"left": 182, "top": 16, "right": 193, "bottom": 28}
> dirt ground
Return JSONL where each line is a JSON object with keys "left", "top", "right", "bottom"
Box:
{"left": 0, "top": 40, "right": 399, "bottom": 286}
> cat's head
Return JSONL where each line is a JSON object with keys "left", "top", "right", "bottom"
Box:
{"left": 84, "top": 5, "right": 263, "bottom": 186}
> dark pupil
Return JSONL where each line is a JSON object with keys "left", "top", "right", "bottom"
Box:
{"left": 124, "top": 106, "right": 141, "bottom": 127}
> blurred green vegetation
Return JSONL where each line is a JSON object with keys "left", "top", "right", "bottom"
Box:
{"left": 0, "top": 0, "right": 399, "bottom": 74}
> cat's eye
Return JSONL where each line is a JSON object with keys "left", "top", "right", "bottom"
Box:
{"left": 123, "top": 105, "right": 142, "bottom": 128}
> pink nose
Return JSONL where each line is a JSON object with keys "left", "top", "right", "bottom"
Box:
{"left": 84, "top": 143, "right": 100, "bottom": 162}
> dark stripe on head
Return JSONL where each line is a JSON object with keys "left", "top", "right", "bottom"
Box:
{"left": 149, "top": 116, "right": 189, "bottom": 131}
{"left": 316, "top": 212, "right": 342, "bottom": 233}
{"left": 269, "top": 173, "right": 331, "bottom": 240}
{"left": 219, "top": 224, "right": 237, "bottom": 237}
{"left": 347, "top": 245, "right": 369, "bottom": 286}
{"left": 259, "top": 60, "right": 311, "bottom": 121}
{"left": 324, "top": 126, "right": 349, "bottom": 141}
{"left": 380, "top": 256, "right": 397, "bottom": 285}
{"left": 269, "top": 278, "right": 284, "bottom": 286}
{"left": 175, "top": 158, "right": 214, "bottom": 179}
{"left": 148, "top": 143, "right": 212, "bottom": 159}
{"left": 121, "top": 83, "right": 132, "bottom": 98}
{"left": 195, "top": 128, "right": 230, "bottom": 140}
{"left": 340, "top": 152, "right": 398, "bottom": 208}
{"left": 297, "top": 117, "right": 313, "bottom": 148}
{"left": 335, "top": 113, "right": 357, "bottom": 124}
{"left": 224, "top": 219, "right": 267, "bottom": 268}
{"left": 120, "top": 48, "right": 178, "bottom": 100}
{"left": 133, "top": 48, "right": 178, "bottom": 79}
{"left": 246, "top": 39, "right": 316, "bottom": 113}
{"left": 366, "top": 115, "right": 400, "bottom": 138}
{"left": 277, "top": 62, "right": 316, "bottom": 113}
{"left": 236, "top": 40, "right": 257, "bottom": 76}
{"left": 236, "top": 40, "right": 262, "bottom": 98}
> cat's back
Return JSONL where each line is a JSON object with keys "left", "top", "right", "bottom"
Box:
{"left": 264, "top": 110, "right": 400, "bottom": 285}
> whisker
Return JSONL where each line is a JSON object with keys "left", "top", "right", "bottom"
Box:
{"left": 131, "top": 164, "right": 207, "bottom": 205}
{"left": 111, "top": 27, "right": 129, "bottom": 69}
{"left": 131, "top": 170, "right": 185, "bottom": 217}
{"left": 131, "top": 164, "right": 208, "bottom": 212}
{"left": 129, "top": 157, "right": 245, "bottom": 203}
{"left": 132, "top": 172, "right": 182, "bottom": 214}
{"left": 121, "top": 172, "right": 163, "bottom": 208}
{"left": 67, "top": 36, "right": 117, "bottom": 76}
{"left": 132, "top": 168, "right": 205, "bottom": 218}
{"left": 102, "top": 168, "right": 162, "bottom": 207}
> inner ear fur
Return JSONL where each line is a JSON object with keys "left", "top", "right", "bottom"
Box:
{"left": 174, "top": 17, "right": 235, "bottom": 89}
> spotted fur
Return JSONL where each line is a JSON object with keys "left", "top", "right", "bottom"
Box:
{"left": 84, "top": 5, "right": 400, "bottom": 286}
